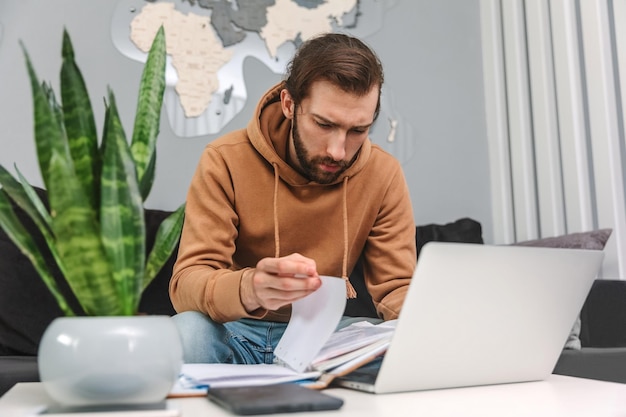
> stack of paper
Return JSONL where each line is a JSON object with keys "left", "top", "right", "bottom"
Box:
{"left": 169, "top": 277, "right": 396, "bottom": 397}
{"left": 311, "top": 320, "right": 396, "bottom": 372}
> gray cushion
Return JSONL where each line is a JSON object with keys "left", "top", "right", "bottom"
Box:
{"left": 513, "top": 229, "right": 612, "bottom": 349}
{"left": 514, "top": 229, "right": 612, "bottom": 251}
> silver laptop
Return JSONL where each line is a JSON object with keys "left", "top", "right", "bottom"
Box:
{"left": 334, "top": 241, "right": 604, "bottom": 394}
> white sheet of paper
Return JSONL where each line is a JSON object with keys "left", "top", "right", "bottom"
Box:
{"left": 273, "top": 275, "right": 347, "bottom": 372}
{"left": 178, "top": 363, "right": 320, "bottom": 390}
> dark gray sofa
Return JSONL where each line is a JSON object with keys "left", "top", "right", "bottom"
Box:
{"left": 554, "top": 279, "right": 626, "bottom": 383}
{"left": 0, "top": 193, "right": 624, "bottom": 396}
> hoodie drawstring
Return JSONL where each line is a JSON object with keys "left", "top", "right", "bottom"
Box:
{"left": 272, "top": 163, "right": 281, "bottom": 258}
{"left": 271, "top": 163, "right": 356, "bottom": 299}
{"left": 342, "top": 177, "right": 357, "bottom": 299}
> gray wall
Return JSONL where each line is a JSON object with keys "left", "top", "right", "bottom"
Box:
{"left": 0, "top": 0, "right": 492, "bottom": 242}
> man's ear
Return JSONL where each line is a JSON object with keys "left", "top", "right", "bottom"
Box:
{"left": 280, "top": 89, "right": 295, "bottom": 120}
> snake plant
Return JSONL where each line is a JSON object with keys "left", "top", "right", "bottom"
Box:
{"left": 0, "top": 26, "right": 185, "bottom": 316}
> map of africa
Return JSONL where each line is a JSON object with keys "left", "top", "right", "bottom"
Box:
{"left": 111, "top": 0, "right": 415, "bottom": 165}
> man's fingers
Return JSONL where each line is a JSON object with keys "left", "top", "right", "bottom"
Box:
{"left": 246, "top": 254, "right": 321, "bottom": 311}
{"left": 254, "top": 273, "right": 321, "bottom": 293}
{"left": 252, "top": 273, "right": 321, "bottom": 310}
{"left": 256, "top": 254, "right": 318, "bottom": 277}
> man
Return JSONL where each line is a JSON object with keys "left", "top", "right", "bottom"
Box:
{"left": 170, "top": 32, "right": 416, "bottom": 363}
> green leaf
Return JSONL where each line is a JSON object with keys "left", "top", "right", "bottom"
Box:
{"left": 43, "top": 82, "right": 68, "bottom": 144}
{"left": 138, "top": 150, "right": 156, "bottom": 202}
{"left": 14, "top": 165, "right": 53, "bottom": 228}
{"left": 0, "top": 165, "right": 70, "bottom": 282}
{"left": 47, "top": 149, "right": 119, "bottom": 316}
{"left": 130, "top": 25, "right": 166, "bottom": 201}
{"left": 143, "top": 203, "right": 185, "bottom": 290}
{"left": 0, "top": 165, "right": 53, "bottom": 239}
{"left": 0, "top": 190, "right": 76, "bottom": 316}
{"left": 101, "top": 90, "right": 146, "bottom": 315}
{"left": 21, "top": 44, "right": 71, "bottom": 191}
{"left": 12, "top": 166, "right": 75, "bottom": 283}
{"left": 60, "top": 28, "right": 99, "bottom": 211}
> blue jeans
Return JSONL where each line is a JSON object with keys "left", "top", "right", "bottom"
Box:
{"left": 172, "top": 311, "right": 381, "bottom": 364}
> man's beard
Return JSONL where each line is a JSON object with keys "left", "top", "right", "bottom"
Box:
{"left": 292, "top": 111, "right": 353, "bottom": 184}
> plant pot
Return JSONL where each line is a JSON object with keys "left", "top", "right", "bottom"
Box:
{"left": 38, "top": 315, "right": 183, "bottom": 407}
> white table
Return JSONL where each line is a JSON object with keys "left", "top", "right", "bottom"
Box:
{"left": 1, "top": 375, "right": 625, "bottom": 416}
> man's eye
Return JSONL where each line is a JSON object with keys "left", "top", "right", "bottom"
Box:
{"left": 316, "top": 122, "right": 332, "bottom": 129}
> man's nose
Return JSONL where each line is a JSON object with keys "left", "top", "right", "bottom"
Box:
{"left": 326, "top": 132, "right": 347, "bottom": 161}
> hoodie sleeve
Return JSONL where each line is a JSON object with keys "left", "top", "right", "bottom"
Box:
{"left": 362, "top": 163, "right": 417, "bottom": 321}
{"left": 169, "top": 144, "right": 271, "bottom": 323}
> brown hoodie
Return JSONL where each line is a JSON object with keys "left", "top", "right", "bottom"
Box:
{"left": 169, "top": 83, "right": 416, "bottom": 323}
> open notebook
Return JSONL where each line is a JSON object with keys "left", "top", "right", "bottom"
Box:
{"left": 333, "top": 241, "right": 604, "bottom": 394}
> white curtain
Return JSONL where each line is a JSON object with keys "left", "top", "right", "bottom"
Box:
{"left": 480, "top": 0, "right": 626, "bottom": 279}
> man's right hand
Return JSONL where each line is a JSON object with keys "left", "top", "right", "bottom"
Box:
{"left": 240, "top": 253, "right": 322, "bottom": 312}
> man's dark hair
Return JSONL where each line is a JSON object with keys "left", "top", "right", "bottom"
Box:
{"left": 284, "top": 33, "right": 384, "bottom": 120}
